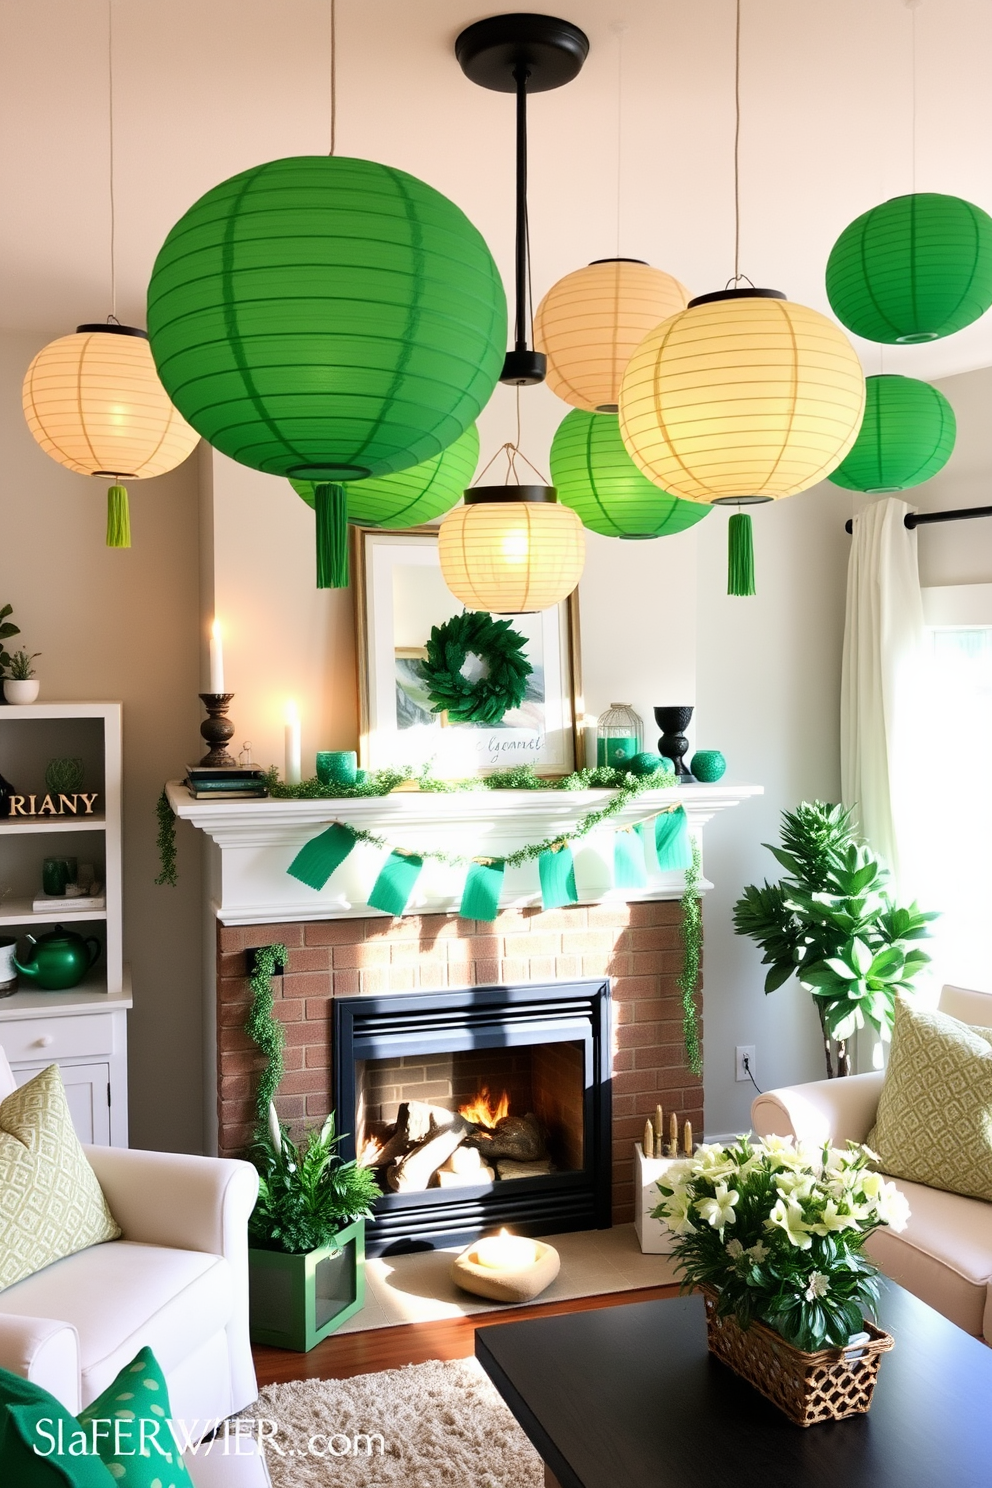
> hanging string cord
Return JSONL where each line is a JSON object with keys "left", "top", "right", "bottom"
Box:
{"left": 910, "top": 1, "right": 917, "bottom": 192}
{"left": 614, "top": 21, "right": 625, "bottom": 258}
{"left": 725, "top": 0, "right": 752, "bottom": 290}
{"left": 107, "top": 0, "right": 116, "bottom": 319}
{"left": 329, "top": 0, "right": 337, "bottom": 156}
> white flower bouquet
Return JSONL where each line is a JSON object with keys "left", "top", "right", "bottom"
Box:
{"left": 652, "top": 1135, "right": 910, "bottom": 1353}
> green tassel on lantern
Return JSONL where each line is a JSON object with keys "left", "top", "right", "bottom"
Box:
{"left": 727, "top": 511, "right": 755, "bottom": 596}
{"left": 287, "top": 822, "right": 357, "bottom": 891}
{"left": 106, "top": 483, "right": 131, "bottom": 549}
{"left": 315, "top": 482, "right": 348, "bottom": 589}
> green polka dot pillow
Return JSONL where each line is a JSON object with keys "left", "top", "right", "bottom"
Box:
{"left": 78, "top": 1348, "right": 192, "bottom": 1488}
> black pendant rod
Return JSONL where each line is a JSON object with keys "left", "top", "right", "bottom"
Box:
{"left": 513, "top": 64, "right": 529, "bottom": 354}
{"left": 845, "top": 504, "right": 992, "bottom": 534}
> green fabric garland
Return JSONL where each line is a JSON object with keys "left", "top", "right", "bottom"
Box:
{"left": 245, "top": 943, "right": 288, "bottom": 1127}
{"left": 421, "top": 611, "right": 532, "bottom": 725}
{"left": 678, "top": 839, "right": 703, "bottom": 1076}
{"left": 538, "top": 844, "right": 578, "bottom": 909}
{"left": 460, "top": 859, "right": 505, "bottom": 920}
{"left": 367, "top": 851, "right": 424, "bottom": 915}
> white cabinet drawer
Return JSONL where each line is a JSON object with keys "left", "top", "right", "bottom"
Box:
{"left": 0, "top": 1013, "right": 116, "bottom": 1065}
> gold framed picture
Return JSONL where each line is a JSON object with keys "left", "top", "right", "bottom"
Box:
{"left": 352, "top": 526, "right": 582, "bottom": 778}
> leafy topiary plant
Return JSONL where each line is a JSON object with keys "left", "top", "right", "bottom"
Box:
{"left": 732, "top": 802, "right": 936, "bottom": 1077}
{"left": 249, "top": 1104, "right": 380, "bottom": 1255}
{"left": 7, "top": 649, "right": 40, "bottom": 681}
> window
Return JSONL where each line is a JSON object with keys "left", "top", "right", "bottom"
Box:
{"left": 918, "top": 589, "right": 992, "bottom": 993}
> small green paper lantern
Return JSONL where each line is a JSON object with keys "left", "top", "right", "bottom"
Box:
{"left": 826, "top": 193, "right": 992, "bottom": 344}
{"left": 147, "top": 156, "right": 507, "bottom": 481}
{"left": 549, "top": 409, "right": 710, "bottom": 539}
{"left": 829, "top": 375, "right": 956, "bottom": 493}
{"left": 291, "top": 424, "right": 480, "bottom": 527}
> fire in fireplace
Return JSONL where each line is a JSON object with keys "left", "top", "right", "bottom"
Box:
{"left": 332, "top": 979, "right": 612, "bottom": 1254}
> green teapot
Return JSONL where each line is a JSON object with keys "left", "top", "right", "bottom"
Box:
{"left": 13, "top": 926, "right": 102, "bottom": 990}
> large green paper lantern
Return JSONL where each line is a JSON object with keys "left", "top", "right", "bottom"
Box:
{"left": 291, "top": 424, "right": 479, "bottom": 527}
{"left": 826, "top": 193, "right": 992, "bottom": 344}
{"left": 829, "top": 375, "right": 956, "bottom": 493}
{"left": 549, "top": 409, "right": 710, "bottom": 539}
{"left": 147, "top": 156, "right": 507, "bottom": 481}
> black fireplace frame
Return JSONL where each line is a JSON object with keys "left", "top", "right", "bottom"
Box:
{"left": 332, "top": 978, "right": 612, "bottom": 1255}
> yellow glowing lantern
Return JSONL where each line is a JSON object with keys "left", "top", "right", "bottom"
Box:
{"left": 22, "top": 324, "right": 199, "bottom": 547}
{"left": 618, "top": 288, "right": 865, "bottom": 502}
{"left": 535, "top": 258, "right": 690, "bottom": 413}
{"left": 438, "top": 487, "right": 585, "bottom": 613}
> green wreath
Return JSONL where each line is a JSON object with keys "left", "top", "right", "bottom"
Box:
{"left": 421, "top": 611, "right": 533, "bottom": 726}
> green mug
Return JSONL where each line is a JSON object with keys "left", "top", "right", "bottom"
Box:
{"left": 42, "top": 856, "right": 77, "bottom": 897}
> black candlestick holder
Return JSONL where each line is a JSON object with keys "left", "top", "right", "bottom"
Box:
{"left": 654, "top": 706, "right": 694, "bottom": 783}
{"left": 199, "top": 693, "right": 237, "bottom": 767}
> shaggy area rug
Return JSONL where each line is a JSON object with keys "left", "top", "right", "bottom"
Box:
{"left": 241, "top": 1358, "right": 544, "bottom": 1487}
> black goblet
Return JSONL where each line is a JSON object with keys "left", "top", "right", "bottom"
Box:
{"left": 654, "top": 706, "right": 694, "bottom": 782}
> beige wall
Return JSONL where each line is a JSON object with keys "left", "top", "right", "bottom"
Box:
{"left": 918, "top": 366, "right": 992, "bottom": 589}
{"left": 0, "top": 331, "right": 204, "bottom": 1153}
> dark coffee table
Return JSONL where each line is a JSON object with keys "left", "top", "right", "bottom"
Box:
{"left": 475, "top": 1284, "right": 992, "bottom": 1488}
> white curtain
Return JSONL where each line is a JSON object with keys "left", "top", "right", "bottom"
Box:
{"left": 840, "top": 497, "right": 926, "bottom": 896}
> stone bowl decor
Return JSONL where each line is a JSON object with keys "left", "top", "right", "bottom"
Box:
{"left": 451, "top": 1233, "right": 560, "bottom": 1303}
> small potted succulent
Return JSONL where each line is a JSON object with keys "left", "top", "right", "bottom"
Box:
{"left": 3, "top": 648, "right": 41, "bottom": 704}
{"left": 247, "top": 1104, "right": 380, "bottom": 1351}
{"left": 652, "top": 1135, "right": 909, "bottom": 1426}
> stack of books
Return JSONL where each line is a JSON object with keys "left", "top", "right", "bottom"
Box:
{"left": 184, "top": 765, "right": 269, "bottom": 801}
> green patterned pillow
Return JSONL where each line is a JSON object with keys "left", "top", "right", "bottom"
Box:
{"left": 0, "top": 1064, "right": 120, "bottom": 1291}
{"left": 0, "top": 1364, "right": 115, "bottom": 1485}
{"left": 869, "top": 995, "right": 992, "bottom": 1201}
{"left": 79, "top": 1347, "right": 192, "bottom": 1488}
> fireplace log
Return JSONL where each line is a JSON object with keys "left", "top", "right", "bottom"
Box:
{"left": 496, "top": 1158, "right": 553, "bottom": 1180}
{"left": 365, "top": 1103, "right": 412, "bottom": 1168}
{"left": 465, "top": 1113, "right": 546, "bottom": 1163}
{"left": 437, "top": 1160, "right": 496, "bottom": 1187}
{"left": 387, "top": 1115, "right": 472, "bottom": 1192}
{"left": 405, "top": 1101, "right": 458, "bottom": 1145}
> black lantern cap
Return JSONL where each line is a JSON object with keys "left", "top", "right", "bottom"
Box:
{"left": 464, "top": 484, "right": 558, "bottom": 504}
{"left": 687, "top": 287, "right": 786, "bottom": 309}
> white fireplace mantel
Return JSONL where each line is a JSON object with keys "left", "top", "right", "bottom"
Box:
{"left": 166, "top": 780, "right": 762, "bottom": 925}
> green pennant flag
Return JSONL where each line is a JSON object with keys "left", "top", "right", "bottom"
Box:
{"left": 460, "top": 859, "right": 505, "bottom": 922}
{"left": 655, "top": 805, "right": 692, "bottom": 870}
{"left": 636, "top": 817, "right": 660, "bottom": 873}
{"left": 367, "top": 851, "right": 424, "bottom": 916}
{"left": 287, "top": 822, "right": 357, "bottom": 891}
{"left": 538, "top": 845, "right": 577, "bottom": 909}
{"left": 614, "top": 827, "right": 647, "bottom": 888}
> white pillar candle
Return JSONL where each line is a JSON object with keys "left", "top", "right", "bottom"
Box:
{"left": 473, "top": 1229, "right": 536, "bottom": 1269}
{"left": 284, "top": 701, "right": 302, "bottom": 785}
{"left": 208, "top": 619, "right": 225, "bottom": 693}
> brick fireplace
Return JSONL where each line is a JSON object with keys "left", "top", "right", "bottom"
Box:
{"left": 215, "top": 897, "right": 701, "bottom": 1227}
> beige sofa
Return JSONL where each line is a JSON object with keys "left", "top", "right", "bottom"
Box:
{"left": 751, "top": 984, "right": 992, "bottom": 1345}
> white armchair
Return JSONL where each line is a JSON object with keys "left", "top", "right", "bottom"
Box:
{"left": 0, "top": 1047, "right": 260, "bottom": 1430}
{"left": 752, "top": 985, "right": 992, "bottom": 1344}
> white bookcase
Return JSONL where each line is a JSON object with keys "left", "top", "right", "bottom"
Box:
{"left": 0, "top": 703, "right": 130, "bottom": 1144}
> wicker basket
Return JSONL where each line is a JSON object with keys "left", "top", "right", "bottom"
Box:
{"left": 701, "top": 1288, "right": 894, "bottom": 1427}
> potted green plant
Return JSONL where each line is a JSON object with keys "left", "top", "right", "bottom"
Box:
{"left": 652, "top": 1136, "right": 909, "bottom": 1425}
{"left": 0, "top": 604, "right": 21, "bottom": 696}
{"left": 3, "top": 647, "right": 41, "bottom": 704}
{"left": 732, "top": 802, "right": 936, "bottom": 1076}
{"left": 247, "top": 1103, "right": 380, "bottom": 1351}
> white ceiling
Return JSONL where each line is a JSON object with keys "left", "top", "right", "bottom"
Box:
{"left": 3, "top": 0, "right": 992, "bottom": 382}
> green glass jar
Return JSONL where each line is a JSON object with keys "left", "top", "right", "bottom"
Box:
{"left": 596, "top": 703, "right": 643, "bottom": 769}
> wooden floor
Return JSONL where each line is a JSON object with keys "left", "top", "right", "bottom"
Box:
{"left": 253, "top": 1282, "right": 680, "bottom": 1386}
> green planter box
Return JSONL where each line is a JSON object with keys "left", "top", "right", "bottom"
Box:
{"left": 248, "top": 1217, "right": 366, "bottom": 1352}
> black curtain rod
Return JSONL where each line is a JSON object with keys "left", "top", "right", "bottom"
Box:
{"left": 844, "top": 504, "right": 992, "bottom": 535}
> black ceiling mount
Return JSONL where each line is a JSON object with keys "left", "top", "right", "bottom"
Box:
{"left": 456, "top": 14, "right": 589, "bottom": 386}
{"left": 455, "top": 14, "right": 589, "bottom": 92}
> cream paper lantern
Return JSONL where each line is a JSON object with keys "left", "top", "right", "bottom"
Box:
{"left": 22, "top": 324, "right": 199, "bottom": 547}
{"left": 438, "top": 487, "right": 585, "bottom": 613}
{"left": 534, "top": 258, "right": 690, "bottom": 413}
{"left": 618, "top": 289, "right": 865, "bottom": 502}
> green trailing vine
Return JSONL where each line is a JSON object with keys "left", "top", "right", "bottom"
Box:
{"left": 677, "top": 837, "right": 703, "bottom": 1077}
{"left": 154, "top": 790, "right": 178, "bottom": 887}
{"left": 420, "top": 611, "right": 532, "bottom": 725}
{"left": 245, "top": 943, "right": 289, "bottom": 1127}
